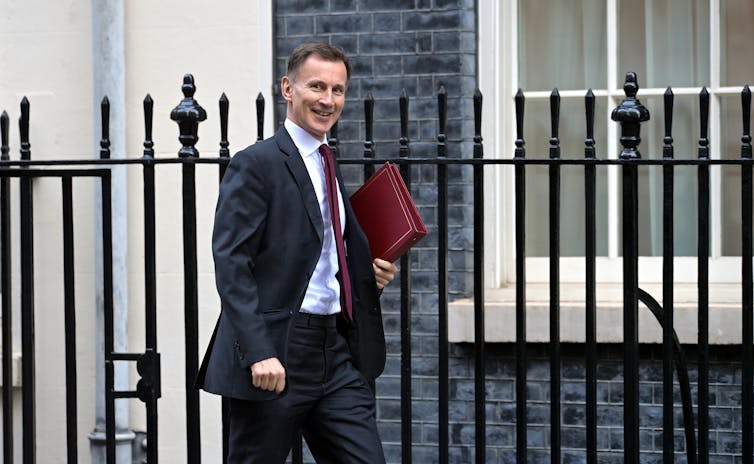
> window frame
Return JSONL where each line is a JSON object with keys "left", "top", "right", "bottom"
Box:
{"left": 479, "top": 0, "right": 743, "bottom": 287}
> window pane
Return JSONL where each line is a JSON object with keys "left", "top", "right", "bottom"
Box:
{"left": 523, "top": 97, "right": 609, "bottom": 257}
{"left": 721, "top": 0, "right": 754, "bottom": 86}
{"left": 720, "top": 94, "right": 751, "bottom": 256}
{"left": 518, "top": 0, "right": 607, "bottom": 91}
{"left": 637, "top": 95, "right": 700, "bottom": 256}
{"left": 618, "top": 0, "right": 710, "bottom": 88}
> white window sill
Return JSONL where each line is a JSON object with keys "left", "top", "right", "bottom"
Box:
{"left": 448, "top": 283, "right": 746, "bottom": 344}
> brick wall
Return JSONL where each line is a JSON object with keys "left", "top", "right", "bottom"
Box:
{"left": 440, "top": 344, "right": 747, "bottom": 464}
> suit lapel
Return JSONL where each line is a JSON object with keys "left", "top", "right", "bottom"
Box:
{"left": 276, "top": 127, "right": 324, "bottom": 244}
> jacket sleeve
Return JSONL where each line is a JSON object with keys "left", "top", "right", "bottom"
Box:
{"left": 212, "top": 150, "right": 276, "bottom": 368}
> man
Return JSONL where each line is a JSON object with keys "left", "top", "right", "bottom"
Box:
{"left": 196, "top": 42, "right": 397, "bottom": 463}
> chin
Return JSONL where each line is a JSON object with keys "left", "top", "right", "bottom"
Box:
{"left": 311, "top": 125, "right": 330, "bottom": 138}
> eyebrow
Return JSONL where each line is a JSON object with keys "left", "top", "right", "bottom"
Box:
{"left": 305, "top": 79, "right": 345, "bottom": 90}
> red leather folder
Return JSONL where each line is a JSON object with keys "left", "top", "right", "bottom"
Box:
{"left": 349, "top": 162, "right": 427, "bottom": 262}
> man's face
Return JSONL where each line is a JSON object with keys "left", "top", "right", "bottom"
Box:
{"left": 282, "top": 54, "right": 348, "bottom": 140}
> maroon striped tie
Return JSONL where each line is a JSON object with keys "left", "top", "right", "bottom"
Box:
{"left": 319, "top": 144, "right": 353, "bottom": 321}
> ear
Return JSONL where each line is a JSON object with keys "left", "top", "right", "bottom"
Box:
{"left": 281, "top": 76, "right": 293, "bottom": 103}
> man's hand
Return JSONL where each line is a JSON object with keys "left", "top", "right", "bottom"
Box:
{"left": 250, "top": 357, "right": 286, "bottom": 394}
{"left": 373, "top": 258, "right": 398, "bottom": 289}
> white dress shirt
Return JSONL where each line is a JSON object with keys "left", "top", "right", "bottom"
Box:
{"left": 284, "top": 119, "right": 346, "bottom": 316}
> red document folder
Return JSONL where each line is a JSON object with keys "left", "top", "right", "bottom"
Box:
{"left": 349, "top": 162, "right": 427, "bottom": 262}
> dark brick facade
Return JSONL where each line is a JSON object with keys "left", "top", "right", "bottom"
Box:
{"left": 434, "top": 344, "right": 748, "bottom": 464}
{"left": 272, "top": 2, "right": 749, "bottom": 463}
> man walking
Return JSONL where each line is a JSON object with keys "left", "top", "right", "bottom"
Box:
{"left": 197, "top": 42, "right": 397, "bottom": 463}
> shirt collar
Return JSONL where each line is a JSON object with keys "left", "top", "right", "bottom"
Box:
{"left": 284, "top": 119, "right": 327, "bottom": 158}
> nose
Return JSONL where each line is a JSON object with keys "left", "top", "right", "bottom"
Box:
{"left": 319, "top": 90, "right": 334, "bottom": 106}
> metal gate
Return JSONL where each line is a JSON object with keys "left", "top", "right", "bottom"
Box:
{"left": 1, "top": 72, "right": 752, "bottom": 463}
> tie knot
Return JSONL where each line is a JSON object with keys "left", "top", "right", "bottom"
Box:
{"left": 319, "top": 144, "right": 332, "bottom": 159}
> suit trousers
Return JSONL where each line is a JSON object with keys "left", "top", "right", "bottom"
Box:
{"left": 226, "top": 312, "right": 386, "bottom": 463}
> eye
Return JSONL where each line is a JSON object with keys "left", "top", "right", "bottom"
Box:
{"left": 333, "top": 87, "right": 345, "bottom": 96}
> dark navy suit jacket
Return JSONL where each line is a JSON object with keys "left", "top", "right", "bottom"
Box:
{"left": 196, "top": 127, "right": 386, "bottom": 401}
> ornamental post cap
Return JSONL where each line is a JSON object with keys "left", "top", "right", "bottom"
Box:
{"left": 170, "top": 74, "right": 207, "bottom": 122}
{"left": 170, "top": 74, "right": 207, "bottom": 158}
{"left": 611, "top": 72, "right": 650, "bottom": 160}
{"left": 611, "top": 72, "right": 650, "bottom": 123}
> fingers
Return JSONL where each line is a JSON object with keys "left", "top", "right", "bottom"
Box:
{"left": 372, "top": 258, "right": 398, "bottom": 289}
{"left": 250, "top": 357, "right": 286, "bottom": 394}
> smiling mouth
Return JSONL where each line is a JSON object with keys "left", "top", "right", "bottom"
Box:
{"left": 313, "top": 109, "right": 333, "bottom": 117}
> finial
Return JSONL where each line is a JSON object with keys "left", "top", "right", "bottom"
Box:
{"left": 170, "top": 73, "right": 207, "bottom": 158}
{"left": 182, "top": 74, "right": 196, "bottom": 99}
{"left": 624, "top": 72, "right": 639, "bottom": 98}
{"left": 611, "top": 72, "right": 650, "bottom": 160}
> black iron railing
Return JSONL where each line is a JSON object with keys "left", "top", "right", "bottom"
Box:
{"left": 0, "top": 72, "right": 752, "bottom": 464}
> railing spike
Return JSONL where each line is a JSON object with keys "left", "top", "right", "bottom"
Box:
{"left": 550, "top": 88, "right": 560, "bottom": 158}
{"left": 1, "top": 111, "right": 9, "bottom": 161}
{"left": 100, "top": 96, "right": 111, "bottom": 160}
{"left": 437, "top": 85, "right": 447, "bottom": 144}
{"left": 364, "top": 91, "right": 375, "bottom": 159}
{"left": 663, "top": 87, "right": 674, "bottom": 159}
{"left": 143, "top": 94, "right": 154, "bottom": 159}
{"left": 19, "top": 97, "right": 30, "bottom": 161}
{"left": 473, "top": 90, "right": 483, "bottom": 159}
{"left": 473, "top": 89, "right": 482, "bottom": 144}
{"left": 742, "top": 85, "right": 751, "bottom": 159}
{"left": 363, "top": 92, "right": 375, "bottom": 177}
{"left": 399, "top": 89, "right": 410, "bottom": 161}
{"left": 742, "top": 86, "right": 751, "bottom": 136}
{"left": 514, "top": 89, "right": 525, "bottom": 158}
{"left": 399, "top": 89, "right": 409, "bottom": 137}
{"left": 699, "top": 87, "right": 710, "bottom": 159}
{"left": 256, "top": 92, "right": 265, "bottom": 142}
{"left": 219, "top": 93, "right": 230, "bottom": 158}
{"left": 584, "top": 89, "right": 595, "bottom": 159}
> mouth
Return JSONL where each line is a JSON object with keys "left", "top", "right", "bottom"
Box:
{"left": 313, "top": 109, "right": 334, "bottom": 117}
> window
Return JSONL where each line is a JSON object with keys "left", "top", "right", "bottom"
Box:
{"left": 479, "top": 0, "right": 754, "bottom": 286}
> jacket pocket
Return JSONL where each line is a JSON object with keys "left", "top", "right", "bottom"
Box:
{"left": 261, "top": 307, "right": 292, "bottom": 321}
{"left": 260, "top": 308, "right": 293, "bottom": 365}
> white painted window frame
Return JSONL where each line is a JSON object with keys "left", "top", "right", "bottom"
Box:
{"left": 479, "top": 0, "right": 742, "bottom": 288}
